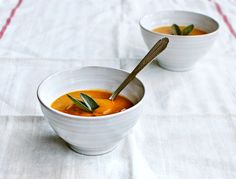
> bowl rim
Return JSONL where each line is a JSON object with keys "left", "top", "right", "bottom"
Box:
{"left": 37, "top": 66, "right": 146, "bottom": 121}
{"left": 139, "top": 10, "right": 220, "bottom": 38}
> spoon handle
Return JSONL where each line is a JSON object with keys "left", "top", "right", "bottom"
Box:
{"left": 109, "top": 37, "right": 169, "bottom": 100}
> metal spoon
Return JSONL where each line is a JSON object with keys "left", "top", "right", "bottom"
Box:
{"left": 109, "top": 37, "right": 169, "bottom": 101}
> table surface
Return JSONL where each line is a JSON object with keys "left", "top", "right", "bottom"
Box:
{"left": 0, "top": 0, "right": 236, "bottom": 179}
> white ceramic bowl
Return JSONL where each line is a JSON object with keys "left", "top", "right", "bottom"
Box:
{"left": 140, "top": 10, "right": 219, "bottom": 71}
{"left": 37, "top": 66, "right": 145, "bottom": 155}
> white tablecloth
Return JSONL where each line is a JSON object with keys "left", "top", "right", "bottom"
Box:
{"left": 0, "top": 0, "right": 236, "bottom": 178}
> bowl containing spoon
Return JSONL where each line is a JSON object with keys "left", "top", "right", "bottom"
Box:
{"left": 37, "top": 38, "right": 169, "bottom": 155}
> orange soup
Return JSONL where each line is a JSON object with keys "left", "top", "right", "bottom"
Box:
{"left": 153, "top": 25, "right": 207, "bottom": 35}
{"left": 51, "top": 90, "right": 133, "bottom": 117}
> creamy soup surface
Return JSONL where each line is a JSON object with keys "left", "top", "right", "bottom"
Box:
{"left": 51, "top": 90, "right": 133, "bottom": 117}
{"left": 152, "top": 25, "right": 207, "bottom": 35}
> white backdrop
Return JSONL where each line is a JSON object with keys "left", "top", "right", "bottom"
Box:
{"left": 0, "top": 0, "right": 236, "bottom": 178}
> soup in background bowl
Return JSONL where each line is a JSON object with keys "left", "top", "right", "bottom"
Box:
{"left": 153, "top": 25, "right": 207, "bottom": 36}
{"left": 37, "top": 66, "right": 145, "bottom": 155}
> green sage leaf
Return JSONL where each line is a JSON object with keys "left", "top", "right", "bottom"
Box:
{"left": 171, "top": 24, "right": 182, "bottom": 35}
{"left": 80, "top": 93, "right": 99, "bottom": 111}
{"left": 182, "top": 24, "right": 194, "bottom": 35}
{"left": 67, "top": 94, "right": 91, "bottom": 112}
